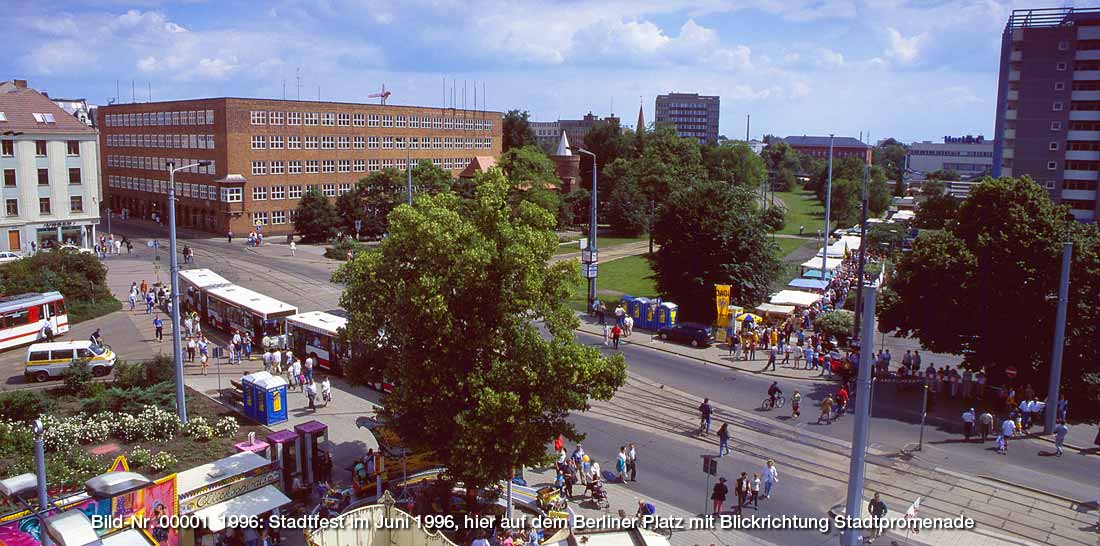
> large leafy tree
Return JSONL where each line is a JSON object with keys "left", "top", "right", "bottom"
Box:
{"left": 873, "top": 138, "right": 908, "bottom": 195}
{"left": 502, "top": 109, "right": 537, "bottom": 152}
{"left": 334, "top": 170, "right": 627, "bottom": 490}
{"left": 293, "top": 186, "right": 338, "bottom": 242}
{"left": 650, "top": 180, "right": 781, "bottom": 322}
{"left": 582, "top": 119, "right": 632, "bottom": 186}
{"left": 763, "top": 140, "right": 805, "bottom": 192}
{"left": 812, "top": 157, "right": 891, "bottom": 227}
{"left": 702, "top": 142, "right": 767, "bottom": 189}
{"left": 879, "top": 177, "right": 1100, "bottom": 412}
{"left": 499, "top": 146, "right": 564, "bottom": 224}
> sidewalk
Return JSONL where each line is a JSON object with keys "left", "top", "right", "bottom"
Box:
{"left": 575, "top": 314, "right": 835, "bottom": 383}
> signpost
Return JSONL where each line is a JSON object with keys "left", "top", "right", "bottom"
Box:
{"left": 354, "top": 219, "right": 362, "bottom": 241}
{"left": 1005, "top": 366, "right": 1018, "bottom": 380}
{"left": 701, "top": 455, "right": 717, "bottom": 516}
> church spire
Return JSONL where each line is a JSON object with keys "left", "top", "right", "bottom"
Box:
{"left": 636, "top": 100, "right": 645, "bottom": 134}
{"left": 555, "top": 131, "right": 572, "bottom": 156}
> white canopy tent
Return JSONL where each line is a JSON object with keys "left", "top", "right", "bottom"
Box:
{"left": 800, "top": 257, "right": 843, "bottom": 272}
{"left": 769, "top": 290, "right": 823, "bottom": 307}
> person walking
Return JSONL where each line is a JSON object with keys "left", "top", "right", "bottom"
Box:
{"left": 699, "top": 398, "right": 713, "bottom": 434}
{"left": 962, "top": 408, "right": 976, "bottom": 442}
{"left": 597, "top": 301, "right": 607, "bottom": 325}
{"left": 711, "top": 477, "right": 728, "bottom": 515}
{"left": 979, "top": 410, "right": 994, "bottom": 442}
{"left": 763, "top": 345, "right": 777, "bottom": 371}
{"left": 999, "top": 417, "right": 1016, "bottom": 454}
{"left": 731, "top": 334, "right": 741, "bottom": 360}
{"left": 128, "top": 284, "right": 138, "bottom": 311}
{"left": 717, "top": 423, "right": 731, "bottom": 457}
{"left": 762, "top": 460, "right": 779, "bottom": 498}
{"left": 198, "top": 335, "right": 209, "bottom": 359}
{"left": 623, "top": 314, "right": 634, "bottom": 337}
{"left": 749, "top": 473, "right": 761, "bottom": 508}
{"left": 868, "top": 493, "right": 888, "bottom": 540}
{"left": 818, "top": 395, "right": 835, "bottom": 424}
{"left": 199, "top": 353, "right": 208, "bottom": 376}
{"left": 232, "top": 330, "right": 242, "bottom": 358}
{"left": 735, "top": 472, "right": 749, "bottom": 513}
{"left": 243, "top": 333, "right": 253, "bottom": 360}
{"left": 291, "top": 358, "right": 303, "bottom": 392}
{"left": 145, "top": 292, "right": 155, "bottom": 314}
{"left": 227, "top": 230, "right": 233, "bottom": 244}
{"left": 1053, "top": 420, "right": 1069, "bottom": 457}
{"left": 290, "top": 241, "right": 297, "bottom": 256}
{"left": 616, "top": 446, "right": 627, "bottom": 482}
{"left": 306, "top": 380, "right": 318, "bottom": 411}
{"left": 153, "top": 314, "right": 164, "bottom": 341}
{"left": 187, "top": 337, "right": 196, "bottom": 362}
{"left": 304, "top": 354, "right": 315, "bottom": 383}
{"left": 626, "top": 443, "right": 637, "bottom": 482}
{"left": 611, "top": 324, "right": 622, "bottom": 350}
{"left": 791, "top": 390, "right": 802, "bottom": 419}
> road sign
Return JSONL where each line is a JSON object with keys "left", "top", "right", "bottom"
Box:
{"left": 1005, "top": 366, "right": 1018, "bottom": 379}
{"left": 354, "top": 219, "right": 362, "bottom": 232}
{"left": 582, "top": 263, "right": 598, "bottom": 278}
{"left": 701, "top": 455, "right": 717, "bottom": 476}
{"left": 579, "top": 238, "right": 588, "bottom": 250}
{"left": 582, "top": 249, "right": 598, "bottom": 263}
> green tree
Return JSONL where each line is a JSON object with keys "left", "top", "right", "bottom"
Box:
{"left": 604, "top": 177, "right": 649, "bottom": 236}
{"left": 293, "top": 186, "right": 338, "bottom": 242}
{"left": 502, "top": 109, "right": 537, "bottom": 152}
{"left": 561, "top": 187, "right": 590, "bottom": 227}
{"left": 703, "top": 142, "right": 767, "bottom": 189}
{"left": 913, "top": 194, "right": 958, "bottom": 229}
{"left": 763, "top": 141, "right": 804, "bottom": 192}
{"left": 499, "top": 146, "right": 564, "bottom": 224}
{"left": 650, "top": 180, "right": 781, "bottom": 322}
{"left": 761, "top": 206, "right": 786, "bottom": 232}
{"left": 812, "top": 157, "right": 891, "bottom": 227}
{"left": 411, "top": 159, "right": 454, "bottom": 194}
{"left": 926, "top": 169, "right": 960, "bottom": 181}
{"left": 878, "top": 177, "right": 1100, "bottom": 414}
{"left": 334, "top": 169, "right": 627, "bottom": 491}
{"left": 582, "top": 119, "right": 631, "bottom": 184}
{"left": 874, "top": 138, "right": 908, "bottom": 195}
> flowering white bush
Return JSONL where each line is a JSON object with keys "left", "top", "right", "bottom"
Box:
{"left": 149, "top": 451, "right": 177, "bottom": 472}
{"left": 183, "top": 416, "right": 214, "bottom": 441}
{"left": 136, "top": 405, "right": 180, "bottom": 442}
{"left": 76, "top": 413, "right": 113, "bottom": 444}
{"left": 112, "top": 413, "right": 143, "bottom": 442}
{"left": 213, "top": 416, "right": 240, "bottom": 438}
{"left": 129, "top": 445, "right": 152, "bottom": 467}
{"left": 40, "top": 414, "right": 82, "bottom": 451}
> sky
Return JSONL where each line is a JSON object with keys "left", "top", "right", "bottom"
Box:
{"left": 3, "top": 0, "right": 1096, "bottom": 143}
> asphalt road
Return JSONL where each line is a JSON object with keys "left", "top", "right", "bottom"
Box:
{"left": 572, "top": 331, "right": 1100, "bottom": 503}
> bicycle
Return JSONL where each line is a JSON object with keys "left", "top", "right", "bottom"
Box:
{"left": 760, "top": 395, "right": 786, "bottom": 410}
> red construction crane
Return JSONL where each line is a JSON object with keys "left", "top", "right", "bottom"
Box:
{"left": 368, "top": 84, "right": 391, "bottom": 105}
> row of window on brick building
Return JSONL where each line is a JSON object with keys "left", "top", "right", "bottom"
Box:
{"left": 105, "top": 110, "right": 214, "bottom": 127}
{"left": 249, "top": 134, "right": 492, "bottom": 150}
{"left": 250, "top": 156, "right": 475, "bottom": 175}
{"left": 105, "top": 175, "right": 398, "bottom": 207}
{"left": 250, "top": 110, "right": 493, "bottom": 131}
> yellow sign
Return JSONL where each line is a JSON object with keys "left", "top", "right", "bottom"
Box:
{"left": 715, "top": 285, "right": 731, "bottom": 321}
{"left": 273, "top": 391, "right": 282, "bottom": 412}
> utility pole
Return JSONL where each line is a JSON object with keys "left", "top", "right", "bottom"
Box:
{"left": 576, "top": 149, "right": 598, "bottom": 311}
{"left": 1044, "top": 242, "right": 1072, "bottom": 434}
{"left": 853, "top": 163, "right": 870, "bottom": 338}
{"left": 841, "top": 284, "right": 877, "bottom": 546}
{"left": 821, "top": 135, "right": 834, "bottom": 278}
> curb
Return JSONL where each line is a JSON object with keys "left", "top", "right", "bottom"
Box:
{"left": 827, "top": 502, "right": 1036, "bottom": 546}
{"left": 575, "top": 327, "right": 833, "bottom": 384}
{"left": 974, "top": 473, "right": 1087, "bottom": 506}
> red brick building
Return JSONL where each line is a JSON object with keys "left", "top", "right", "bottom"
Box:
{"left": 98, "top": 98, "right": 502, "bottom": 235}
{"left": 782, "top": 135, "right": 872, "bottom": 164}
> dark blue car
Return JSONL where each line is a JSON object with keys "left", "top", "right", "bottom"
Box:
{"left": 657, "top": 322, "right": 712, "bottom": 347}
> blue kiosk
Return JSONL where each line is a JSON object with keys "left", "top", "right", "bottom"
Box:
{"left": 242, "top": 371, "right": 289, "bottom": 425}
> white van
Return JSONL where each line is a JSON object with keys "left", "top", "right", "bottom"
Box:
{"left": 24, "top": 341, "right": 117, "bottom": 383}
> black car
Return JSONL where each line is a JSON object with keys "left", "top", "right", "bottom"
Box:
{"left": 656, "top": 322, "right": 713, "bottom": 347}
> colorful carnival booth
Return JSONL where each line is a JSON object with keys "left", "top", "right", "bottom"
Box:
{"left": 175, "top": 451, "right": 291, "bottom": 546}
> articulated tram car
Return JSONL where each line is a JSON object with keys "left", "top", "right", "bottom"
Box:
{"left": 177, "top": 268, "right": 232, "bottom": 319}
{"left": 204, "top": 284, "right": 298, "bottom": 344}
{"left": 285, "top": 311, "right": 392, "bottom": 393}
{"left": 0, "top": 292, "right": 69, "bottom": 350}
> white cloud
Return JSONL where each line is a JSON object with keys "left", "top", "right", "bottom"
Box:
{"left": 197, "top": 57, "right": 239, "bottom": 78}
{"left": 816, "top": 48, "right": 845, "bottom": 68}
{"left": 884, "top": 27, "right": 928, "bottom": 64}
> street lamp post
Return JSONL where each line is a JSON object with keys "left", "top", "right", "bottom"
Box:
{"left": 574, "top": 148, "right": 598, "bottom": 311}
{"left": 34, "top": 419, "right": 50, "bottom": 546}
{"left": 853, "top": 163, "right": 870, "bottom": 340}
{"left": 1044, "top": 242, "right": 1072, "bottom": 434}
{"left": 821, "top": 135, "right": 834, "bottom": 278}
{"left": 167, "top": 160, "right": 209, "bottom": 424}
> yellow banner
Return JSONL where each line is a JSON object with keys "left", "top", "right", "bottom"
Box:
{"left": 715, "top": 284, "right": 731, "bottom": 321}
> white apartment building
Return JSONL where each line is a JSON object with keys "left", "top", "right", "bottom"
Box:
{"left": 907, "top": 136, "right": 995, "bottom": 180}
{"left": 0, "top": 80, "right": 102, "bottom": 253}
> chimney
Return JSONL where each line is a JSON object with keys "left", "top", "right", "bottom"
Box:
{"left": 13, "top": 79, "right": 28, "bottom": 88}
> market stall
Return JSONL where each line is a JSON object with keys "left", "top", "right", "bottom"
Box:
{"left": 175, "top": 451, "right": 290, "bottom": 546}
{"left": 800, "top": 257, "right": 843, "bottom": 275}
{"left": 788, "top": 278, "right": 828, "bottom": 291}
{"left": 755, "top": 303, "right": 796, "bottom": 319}
{"left": 769, "top": 290, "right": 823, "bottom": 308}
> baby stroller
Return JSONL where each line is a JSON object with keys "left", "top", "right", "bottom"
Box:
{"left": 536, "top": 486, "right": 568, "bottom": 514}
{"left": 586, "top": 481, "right": 609, "bottom": 510}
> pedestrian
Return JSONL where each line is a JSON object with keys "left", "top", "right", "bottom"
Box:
{"left": 623, "top": 315, "right": 634, "bottom": 337}
{"left": 750, "top": 473, "right": 761, "bottom": 507}
{"left": 243, "top": 333, "right": 253, "bottom": 360}
{"left": 321, "top": 377, "right": 331, "bottom": 406}
{"left": 791, "top": 390, "right": 801, "bottom": 418}
{"left": 602, "top": 323, "right": 610, "bottom": 346}
{"left": 730, "top": 332, "right": 740, "bottom": 359}
{"left": 227, "top": 230, "right": 233, "bottom": 244}
{"left": 979, "top": 410, "right": 994, "bottom": 442}
{"left": 782, "top": 343, "right": 791, "bottom": 366}
{"left": 200, "top": 353, "right": 208, "bottom": 375}
{"left": 304, "top": 354, "right": 315, "bottom": 382}
{"left": 232, "top": 330, "right": 242, "bottom": 358}
{"left": 699, "top": 398, "right": 713, "bottom": 434}
{"left": 128, "top": 289, "right": 136, "bottom": 311}
{"left": 597, "top": 301, "right": 607, "bottom": 325}
{"left": 290, "top": 241, "right": 297, "bottom": 256}
{"left": 735, "top": 472, "right": 749, "bottom": 513}
{"left": 611, "top": 324, "right": 622, "bottom": 350}
{"left": 182, "top": 245, "right": 192, "bottom": 264}
{"left": 145, "top": 292, "right": 155, "bottom": 314}
{"left": 126, "top": 240, "right": 133, "bottom": 254}
{"left": 187, "top": 337, "right": 196, "bottom": 362}
{"left": 711, "top": 477, "right": 728, "bottom": 515}
{"left": 291, "top": 358, "right": 304, "bottom": 392}
{"left": 262, "top": 350, "right": 272, "bottom": 372}
{"left": 626, "top": 443, "right": 637, "bottom": 482}
{"left": 616, "top": 446, "right": 627, "bottom": 482}
{"left": 198, "top": 335, "right": 209, "bottom": 358}
{"left": 962, "top": 408, "right": 976, "bottom": 442}
{"left": 306, "top": 380, "right": 318, "bottom": 410}
{"left": 818, "top": 395, "right": 834, "bottom": 424}
{"left": 868, "top": 493, "right": 888, "bottom": 540}
{"left": 717, "top": 423, "right": 730, "bottom": 457}
{"left": 763, "top": 345, "right": 777, "bottom": 371}
{"left": 1053, "top": 420, "right": 1069, "bottom": 457}
{"left": 615, "top": 305, "right": 625, "bottom": 327}
{"left": 999, "top": 417, "right": 1016, "bottom": 454}
{"left": 153, "top": 314, "right": 164, "bottom": 341}
{"left": 1057, "top": 395, "right": 1068, "bottom": 421}
{"left": 762, "top": 460, "right": 779, "bottom": 498}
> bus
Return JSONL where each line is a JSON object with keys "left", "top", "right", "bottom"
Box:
{"left": 204, "top": 284, "right": 298, "bottom": 345}
{"left": 285, "top": 311, "right": 392, "bottom": 392}
{"left": 0, "top": 292, "right": 69, "bottom": 351}
{"left": 177, "top": 268, "right": 231, "bottom": 319}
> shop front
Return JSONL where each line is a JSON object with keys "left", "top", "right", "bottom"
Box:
{"left": 27, "top": 219, "right": 99, "bottom": 250}
{"left": 175, "top": 451, "right": 291, "bottom": 546}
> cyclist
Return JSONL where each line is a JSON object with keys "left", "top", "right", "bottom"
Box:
{"left": 636, "top": 499, "right": 657, "bottom": 518}
{"left": 89, "top": 328, "right": 103, "bottom": 347}
{"left": 767, "top": 382, "right": 783, "bottom": 409}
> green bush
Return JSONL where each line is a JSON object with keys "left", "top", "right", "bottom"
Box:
{"left": 62, "top": 359, "right": 93, "bottom": 396}
{"left": 149, "top": 451, "right": 178, "bottom": 472}
{"left": 0, "top": 391, "right": 51, "bottom": 422}
{"left": 0, "top": 251, "right": 115, "bottom": 323}
{"left": 324, "top": 238, "right": 368, "bottom": 260}
{"left": 762, "top": 206, "right": 786, "bottom": 231}
{"left": 113, "top": 356, "right": 175, "bottom": 390}
{"left": 128, "top": 445, "right": 152, "bottom": 468}
{"left": 82, "top": 382, "right": 175, "bottom": 414}
{"left": 814, "top": 310, "right": 855, "bottom": 346}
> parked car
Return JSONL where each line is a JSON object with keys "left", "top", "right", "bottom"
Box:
{"left": 24, "top": 340, "right": 117, "bottom": 382}
{"left": 57, "top": 244, "right": 96, "bottom": 255}
{"left": 0, "top": 251, "right": 22, "bottom": 264}
{"left": 656, "top": 322, "right": 713, "bottom": 347}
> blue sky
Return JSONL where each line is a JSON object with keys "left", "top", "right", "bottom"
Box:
{"left": 4, "top": 0, "right": 1094, "bottom": 143}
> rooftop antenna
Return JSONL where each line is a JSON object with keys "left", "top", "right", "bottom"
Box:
{"left": 116, "top": 80, "right": 120, "bottom": 104}
{"left": 318, "top": 85, "right": 321, "bottom": 101}
{"left": 296, "top": 68, "right": 301, "bottom": 100}
{"left": 443, "top": 77, "right": 446, "bottom": 108}
{"left": 282, "top": 79, "right": 286, "bottom": 100}
{"left": 148, "top": 81, "right": 151, "bottom": 102}
{"left": 131, "top": 80, "right": 135, "bottom": 103}
{"left": 482, "top": 81, "right": 486, "bottom": 115}
{"left": 473, "top": 80, "right": 477, "bottom": 116}
{"left": 611, "top": 96, "right": 614, "bottom": 116}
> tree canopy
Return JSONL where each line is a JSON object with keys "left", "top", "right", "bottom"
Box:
{"left": 703, "top": 142, "right": 767, "bottom": 189}
{"left": 650, "top": 180, "right": 781, "bottom": 322}
{"left": 502, "top": 109, "right": 537, "bottom": 152}
{"left": 334, "top": 170, "right": 627, "bottom": 489}
{"left": 878, "top": 176, "right": 1100, "bottom": 413}
{"left": 294, "top": 186, "right": 339, "bottom": 242}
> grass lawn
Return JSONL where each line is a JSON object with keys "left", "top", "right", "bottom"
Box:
{"left": 69, "top": 297, "right": 123, "bottom": 324}
{"left": 774, "top": 237, "right": 807, "bottom": 259}
{"left": 555, "top": 236, "right": 648, "bottom": 256}
{"left": 568, "top": 254, "right": 657, "bottom": 311}
{"left": 773, "top": 188, "right": 825, "bottom": 237}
